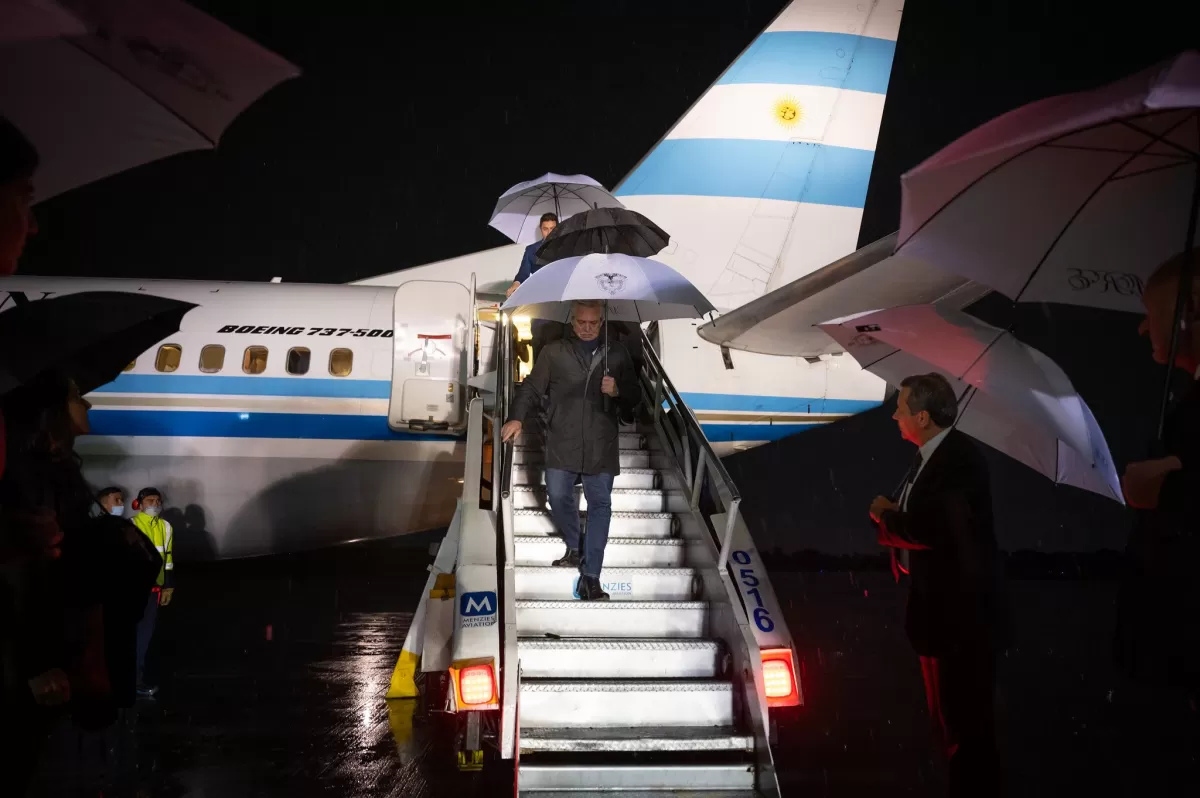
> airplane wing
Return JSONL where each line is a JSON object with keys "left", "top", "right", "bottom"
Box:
{"left": 695, "top": 232, "right": 991, "bottom": 357}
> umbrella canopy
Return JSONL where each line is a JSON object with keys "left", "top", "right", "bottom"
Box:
{"left": 818, "top": 305, "right": 1122, "bottom": 503}
{"left": 0, "top": 291, "right": 196, "bottom": 395}
{"left": 0, "top": 0, "right": 300, "bottom": 201}
{"left": 488, "top": 173, "right": 624, "bottom": 244}
{"left": 534, "top": 207, "right": 669, "bottom": 266}
{"left": 500, "top": 252, "right": 715, "bottom": 323}
{"left": 896, "top": 50, "right": 1200, "bottom": 314}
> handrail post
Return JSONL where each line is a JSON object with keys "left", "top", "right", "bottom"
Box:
{"left": 690, "top": 451, "right": 707, "bottom": 510}
{"left": 717, "top": 497, "right": 741, "bottom": 570}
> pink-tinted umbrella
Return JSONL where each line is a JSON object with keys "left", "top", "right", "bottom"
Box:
{"left": 896, "top": 50, "right": 1199, "bottom": 435}
{"left": 0, "top": 0, "right": 300, "bottom": 201}
{"left": 898, "top": 50, "right": 1198, "bottom": 313}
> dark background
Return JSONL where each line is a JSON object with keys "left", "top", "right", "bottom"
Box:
{"left": 20, "top": 0, "right": 1200, "bottom": 553}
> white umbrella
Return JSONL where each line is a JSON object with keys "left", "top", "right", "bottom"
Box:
{"left": 488, "top": 173, "right": 624, "bottom": 244}
{"left": 895, "top": 51, "right": 1200, "bottom": 434}
{"left": 500, "top": 252, "right": 715, "bottom": 324}
{"left": 897, "top": 51, "right": 1199, "bottom": 314}
{"left": 0, "top": 0, "right": 300, "bottom": 201}
{"left": 818, "top": 305, "right": 1123, "bottom": 503}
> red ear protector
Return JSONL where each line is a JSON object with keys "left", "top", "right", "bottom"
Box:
{"left": 132, "top": 498, "right": 140, "bottom": 511}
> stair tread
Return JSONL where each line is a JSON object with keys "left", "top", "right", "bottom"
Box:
{"left": 518, "top": 636, "right": 718, "bottom": 650}
{"left": 514, "top": 536, "right": 683, "bottom": 547}
{"left": 514, "top": 486, "right": 664, "bottom": 495}
{"left": 516, "top": 566, "right": 693, "bottom": 575}
{"left": 513, "top": 509, "right": 673, "bottom": 519}
{"left": 518, "top": 792, "right": 757, "bottom": 798}
{"left": 516, "top": 599, "right": 706, "bottom": 610}
{"left": 519, "top": 726, "right": 753, "bottom": 753}
{"left": 521, "top": 679, "right": 731, "bottom": 692}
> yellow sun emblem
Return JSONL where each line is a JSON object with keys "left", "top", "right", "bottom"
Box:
{"left": 773, "top": 96, "right": 803, "bottom": 129}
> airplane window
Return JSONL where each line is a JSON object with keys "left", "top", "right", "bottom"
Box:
{"left": 329, "top": 348, "right": 353, "bottom": 377}
{"left": 287, "top": 347, "right": 311, "bottom": 375}
{"left": 199, "top": 345, "right": 225, "bottom": 373}
{"left": 242, "top": 346, "right": 269, "bottom": 375}
{"left": 123, "top": 360, "right": 136, "bottom": 372}
{"left": 155, "top": 345, "right": 182, "bottom": 373}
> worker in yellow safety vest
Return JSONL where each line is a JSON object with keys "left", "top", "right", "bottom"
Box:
{"left": 131, "top": 487, "right": 174, "bottom": 698}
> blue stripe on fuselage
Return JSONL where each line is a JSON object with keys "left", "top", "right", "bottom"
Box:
{"left": 614, "top": 139, "right": 875, "bottom": 207}
{"left": 684, "top": 393, "right": 880, "bottom": 415}
{"left": 87, "top": 409, "right": 451, "bottom": 441}
{"left": 91, "top": 373, "right": 391, "bottom": 399}
{"left": 717, "top": 31, "right": 896, "bottom": 95}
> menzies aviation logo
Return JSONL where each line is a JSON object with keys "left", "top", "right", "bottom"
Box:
{"left": 460, "top": 591, "right": 497, "bottom": 628}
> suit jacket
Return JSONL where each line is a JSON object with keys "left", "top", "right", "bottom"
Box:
{"left": 878, "top": 430, "right": 1010, "bottom": 657}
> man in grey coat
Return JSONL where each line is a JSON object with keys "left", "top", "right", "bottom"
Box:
{"left": 501, "top": 300, "right": 640, "bottom": 600}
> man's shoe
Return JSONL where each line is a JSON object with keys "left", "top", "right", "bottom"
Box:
{"left": 575, "top": 575, "right": 610, "bottom": 602}
{"left": 552, "top": 548, "right": 581, "bottom": 569}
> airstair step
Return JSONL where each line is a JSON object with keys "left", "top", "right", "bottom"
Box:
{"left": 514, "top": 537, "right": 685, "bottom": 568}
{"left": 513, "top": 465, "right": 660, "bottom": 490}
{"left": 511, "top": 510, "right": 677, "bottom": 538}
{"left": 518, "top": 763, "right": 755, "bottom": 793}
{"left": 517, "top": 637, "right": 722, "bottom": 679}
{"left": 519, "top": 679, "right": 734, "bottom": 728}
{"left": 520, "top": 431, "right": 646, "bottom": 450}
{"left": 512, "top": 486, "right": 666, "bottom": 513}
{"left": 513, "top": 447, "right": 650, "bottom": 469}
{"left": 519, "top": 725, "right": 753, "bottom": 753}
{"left": 520, "top": 790, "right": 756, "bottom": 798}
{"left": 515, "top": 600, "right": 707, "bottom": 638}
{"left": 516, "top": 566, "right": 698, "bottom": 601}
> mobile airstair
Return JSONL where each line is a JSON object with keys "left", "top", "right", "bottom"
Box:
{"left": 392, "top": 306, "right": 801, "bottom": 796}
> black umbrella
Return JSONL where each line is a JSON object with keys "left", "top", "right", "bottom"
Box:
{"left": 535, "top": 207, "right": 669, "bottom": 266}
{"left": 0, "top": 291, "right": 197, "bottom": 396}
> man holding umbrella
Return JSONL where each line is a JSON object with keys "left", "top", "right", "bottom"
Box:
{"left": 500, "top": 300, "right": 639, "bottom": 601}
{"left": 1115, "top": 249, "right": 1200, "bottom": 711}
{"left": 507, "top": 212, "right": 562, "bottom": 362}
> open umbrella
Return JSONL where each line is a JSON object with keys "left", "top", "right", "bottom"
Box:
{"left": 895, "top": 50, "right": 1200, "bottom": 434}
{"left": 818, "top": 305, "right": 1122, "bottom": 503}
{"left": 0, "top": 291, "right": 196, "bottom": 395}
{"left": 488, "top": 173, "right": 623, "bottom": 244}
{"left": 534, "top": 207, "right": 669, "bottom": 266}
{"left": 0, "top": 0, "right": 300, "bottom": 201}
{"left": 501, "top": 252, "right": 715, "bottom": 385}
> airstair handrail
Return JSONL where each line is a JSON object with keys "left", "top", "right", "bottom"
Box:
{"left": 493, "top": 310, "right": 519, "bottom": 760}
{"left": 637, "top": 328, "right": 743, "bottom": 571}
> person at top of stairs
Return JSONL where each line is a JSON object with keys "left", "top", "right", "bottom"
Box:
{"left": 501, "top": 300, "right": 640, "bottom": 601}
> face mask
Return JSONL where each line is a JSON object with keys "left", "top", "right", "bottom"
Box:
{"left": 109, "top": 505, "right": 124, "bottom": 516}
{"left": 143, "top": 505, "right": 161, "bottom": 518}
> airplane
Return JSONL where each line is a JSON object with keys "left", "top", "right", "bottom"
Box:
{"left": 1, "top": 0, "right": 909, "bottom": 560}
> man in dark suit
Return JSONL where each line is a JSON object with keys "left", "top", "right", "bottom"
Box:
{"left": 869, "top": 372, "right": 1008, "bottom": 797}
{"left": 1114, "top": 248, "right": 1199, "bottom": 706}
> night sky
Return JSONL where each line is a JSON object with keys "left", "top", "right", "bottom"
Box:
{"left": 19, "top": 0, "right": 1200, "bottom": 553}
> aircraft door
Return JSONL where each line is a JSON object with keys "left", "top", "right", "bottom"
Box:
{"left": 389, "top": 280, "right": 471, "bottom": 432}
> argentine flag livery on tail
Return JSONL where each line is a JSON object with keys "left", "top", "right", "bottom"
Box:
{"left": 616, "top": 0, "right": 901, "bottom": 310}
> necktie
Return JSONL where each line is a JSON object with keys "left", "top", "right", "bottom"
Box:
{"left": 887, "top": 450, "right": 923, "bottom": 583}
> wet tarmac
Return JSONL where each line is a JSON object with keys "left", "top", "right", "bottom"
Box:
{"left": 23, "top": 537, "right": 1200, "bottom": 797}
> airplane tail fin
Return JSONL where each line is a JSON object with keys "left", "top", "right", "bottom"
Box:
{"left": 614, "top": 0, "right": 903, "bottom": 311}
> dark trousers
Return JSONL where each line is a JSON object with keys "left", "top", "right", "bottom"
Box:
{"left": 0, "top": 691, "right": 54, "bottom": 797}
{"left": 135, "top": 591, "right": 158, "bottom": 687}
{"left": 545, "top": 469, "right": 614, "bottom": 578}
{"left": 919, "top": 644, "right": 1000, "bottom": 797}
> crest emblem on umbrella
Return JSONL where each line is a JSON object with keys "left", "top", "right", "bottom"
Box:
{"left": 595, "top": 272, "right": 627, "bottom": 295}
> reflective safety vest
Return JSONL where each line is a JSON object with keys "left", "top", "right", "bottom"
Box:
{"left": 132, "top": 513, "right": 174, "bottom": 587}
